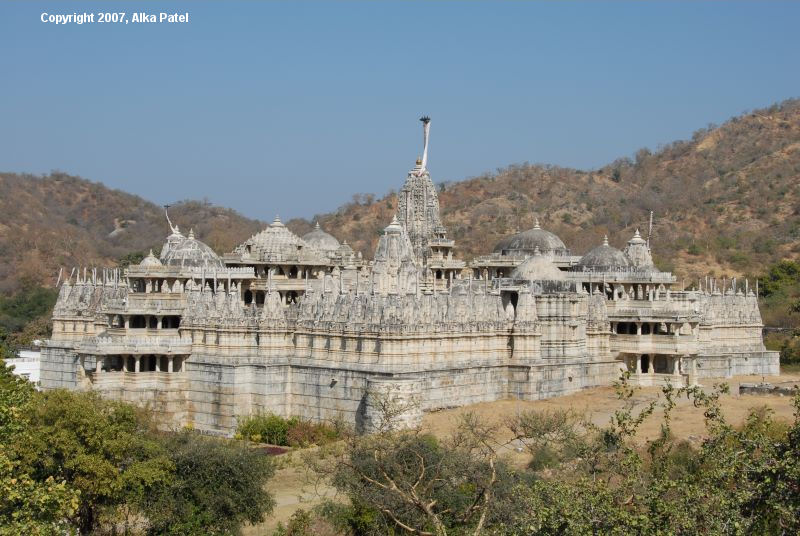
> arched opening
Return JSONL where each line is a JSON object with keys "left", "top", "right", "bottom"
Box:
{"left": 244, "top": 289, "right": 253, "bottom": 305}
{"left": 289, "top": 266, "right": 298, "bottom": 279}
{"left": 130, "top": 315, "right": 147, "bottom": 329}
{"left": 148, "top": 316, "right": 158, "bottom": 329}
{"left": 641, "top": 355, "right": 650, "bottom": 373}
{"left": 255, "top": 291, "right": 265, "bottom": 305}
{"left": 436, "top": 270, "right": 443, "bottom": 280}
{"left": 641, "top": 323, "right": 651, "bottom": 335}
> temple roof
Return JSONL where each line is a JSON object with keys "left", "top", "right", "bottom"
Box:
{"left": 232, "top": 216, "right": 326, "bottom": 263}
{"left": 493, "top": 219, "right": 568, "bottom": 256}
{"left": 576, "top": 236, "right": 631, "bottom": 270}
{"left": 302, "top": 222, "right": 340, "bottom": 252}
{"left": 511, "top": 248, "right": 566, "bottom": 281}
{"left": 160, "top": 229, "right": 224, "bottom": 269}
{"left": 138, "top": 249, "right": 162, "bottom": 267}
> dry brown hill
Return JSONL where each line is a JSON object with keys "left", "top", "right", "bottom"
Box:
{"left": 2, "top": 98, "right": 799, "bottom": 294}
{"left": 0, "top": 172, "right": 263, "bottom": 292}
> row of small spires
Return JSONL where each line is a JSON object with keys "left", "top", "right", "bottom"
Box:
{"left": 697, "top": 276, "right": 759, "bottom": 297}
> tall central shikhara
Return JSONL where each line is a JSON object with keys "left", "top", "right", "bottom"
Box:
{"left": 395, "top": 116, "right": 451, "bottom": 265}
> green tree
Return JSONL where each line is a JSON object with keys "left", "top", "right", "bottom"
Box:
{"left": 144, "top": 431, "right": 276, "bottom": 535}
{"left": 0, "top": 361, "right": 77, "bottom": 535}
{"left": 18, "top": 390, "right": 173, "bottom": 535}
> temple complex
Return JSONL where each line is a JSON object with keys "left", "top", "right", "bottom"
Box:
{"left": 40, "top": 118, "right": 779, "bottom": 434}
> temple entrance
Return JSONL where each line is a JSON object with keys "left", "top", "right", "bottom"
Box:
{"left": 641, "top": 355, "right": 650, "bottom": 374}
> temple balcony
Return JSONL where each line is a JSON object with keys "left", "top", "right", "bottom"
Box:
{"left": 104, "top": 293, "right": 187, "bottom": 314}
{"left": 78, "top": 336, "right": 191, "bottom": 355}
{"left": 606, "top": 299, "right": 702, "bottom": 322}
{"left": 611, "top": 334, "right": 698, "bottom": 356}
{"left": 568, "top": 268, "right": 676, "bottom": 285}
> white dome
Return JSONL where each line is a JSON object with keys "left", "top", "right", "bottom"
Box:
{"left": 160, "top": 229, "right": 223, "bottom": 269}
{"left": 302, "top": 222, "right": 340, "bottom": 252}
{"left": 511, "top": 248, "right": 565, "bottom": 281}
{"left": 139, "top": 249, "right": 162, "bottom": 267}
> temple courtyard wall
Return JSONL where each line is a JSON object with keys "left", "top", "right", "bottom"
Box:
{"left": 41, "top": 341, "right": 777, "bottom": 436}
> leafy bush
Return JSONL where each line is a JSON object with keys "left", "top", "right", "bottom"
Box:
{"left": 238, "top": 413, "right": 289, "bottom": 445}
{"left": 237, "top": 413, "right": 341, "bottom": 447}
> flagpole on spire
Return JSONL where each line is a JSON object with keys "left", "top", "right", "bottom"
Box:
{"left": 418, "top": 116, "right": 431, "bottom": 175}
{"left": 164, "top": 204, "right": 178, "bottom": 234}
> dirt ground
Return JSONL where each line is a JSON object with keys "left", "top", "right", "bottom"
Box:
{"left": 244, "top": 372, "right": 800, "bottom": 535}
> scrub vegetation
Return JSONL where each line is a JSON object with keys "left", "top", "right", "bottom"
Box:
{"left": 293, "top": 375, "right": 800, "bottom": 536}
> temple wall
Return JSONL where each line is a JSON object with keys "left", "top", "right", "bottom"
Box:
{"left": 182, "top": 357, "right": 291, "bottom": 435}
{"left": 697, "top": 351, "right": 780, "bottom": 379}
{"left": 39, "top": 345, "right": 81, "bottom": 389}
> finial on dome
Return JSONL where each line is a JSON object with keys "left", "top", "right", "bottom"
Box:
{"left": 533, "top": 218, "right": 541, "bottom": 230}
{"left": 603, "top": 235, "right": 609, "bottom": 247}
{"left": 188, "top": 228, "right": 195, "bottom": 239}
{"left": 271, "top": 215, "right": 283, "bottom": 227}
{"left": 314, "top": 221, "right": 321, "bottom": 230}
{"left": 533, "top": 245, "right": 541, "bottom": 256}
{"left": 416, "top": 156, "right": 422, "bottom": 166}
{"left": 634, "top": 228, "right": 641, "bottom": 238}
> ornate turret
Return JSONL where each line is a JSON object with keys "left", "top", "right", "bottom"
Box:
{"left": 624, "top": 229, "right": 655, "bottom": 271}
{"left": 395, "top": 116, "right": 455, "bottom": 265}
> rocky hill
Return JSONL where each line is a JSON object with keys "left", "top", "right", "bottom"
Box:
{"left": 2, "top": 98, "right": 799, "bottom": 294}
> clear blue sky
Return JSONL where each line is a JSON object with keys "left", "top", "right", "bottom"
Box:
{"left": 2, "top": 1, "right": 798, "bottom": 220}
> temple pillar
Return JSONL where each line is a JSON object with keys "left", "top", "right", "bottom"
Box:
{"left": 168, "top": 357, "right": 174, "bottom": 373}
{"left": 157, "top": 316, "right": 163, "bottom": 329}
{"left": 635, "top": 355, "right": 642, "bottom": 375}
{"left": 636, "top": 322, "right": 642, "bottom": 335}
{"left": 135, "top": 356, "right": 141, "bottom": 373}
{"left": 96, "top": 357, "right": 103, "bottom": 374}
{"left": 124, "top": 316, "right": 130, "bottom": 329}
{"left": 122, "top": 356, "right": 128, "bottom": 372}
{"left": 155, "top": 356, "right": 161, "bottom": 372}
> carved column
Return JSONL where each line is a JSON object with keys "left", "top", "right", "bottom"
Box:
{"left": 135, "top": 356, "right": 141, "bottom": 373}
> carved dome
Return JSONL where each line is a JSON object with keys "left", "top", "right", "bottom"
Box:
{"left": 233, "top": 216, "right": 326, "bottom": 262}
{"left": 511, "top": 248, "right": 565, "bottom": 281}
{"left": 576, "top": 236, "right": 631, "bottom": 271}
{"left": 138, "top": 249, "right": 162, "bottom": 267}
{"left": 302, "top": 222, "right": 340, "bottom": 252}
{"left": 493, "top": 219, "right": 568, "bottom": 256}
{"left": 160, "top": 229, "right": 224, "bottom": 269}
